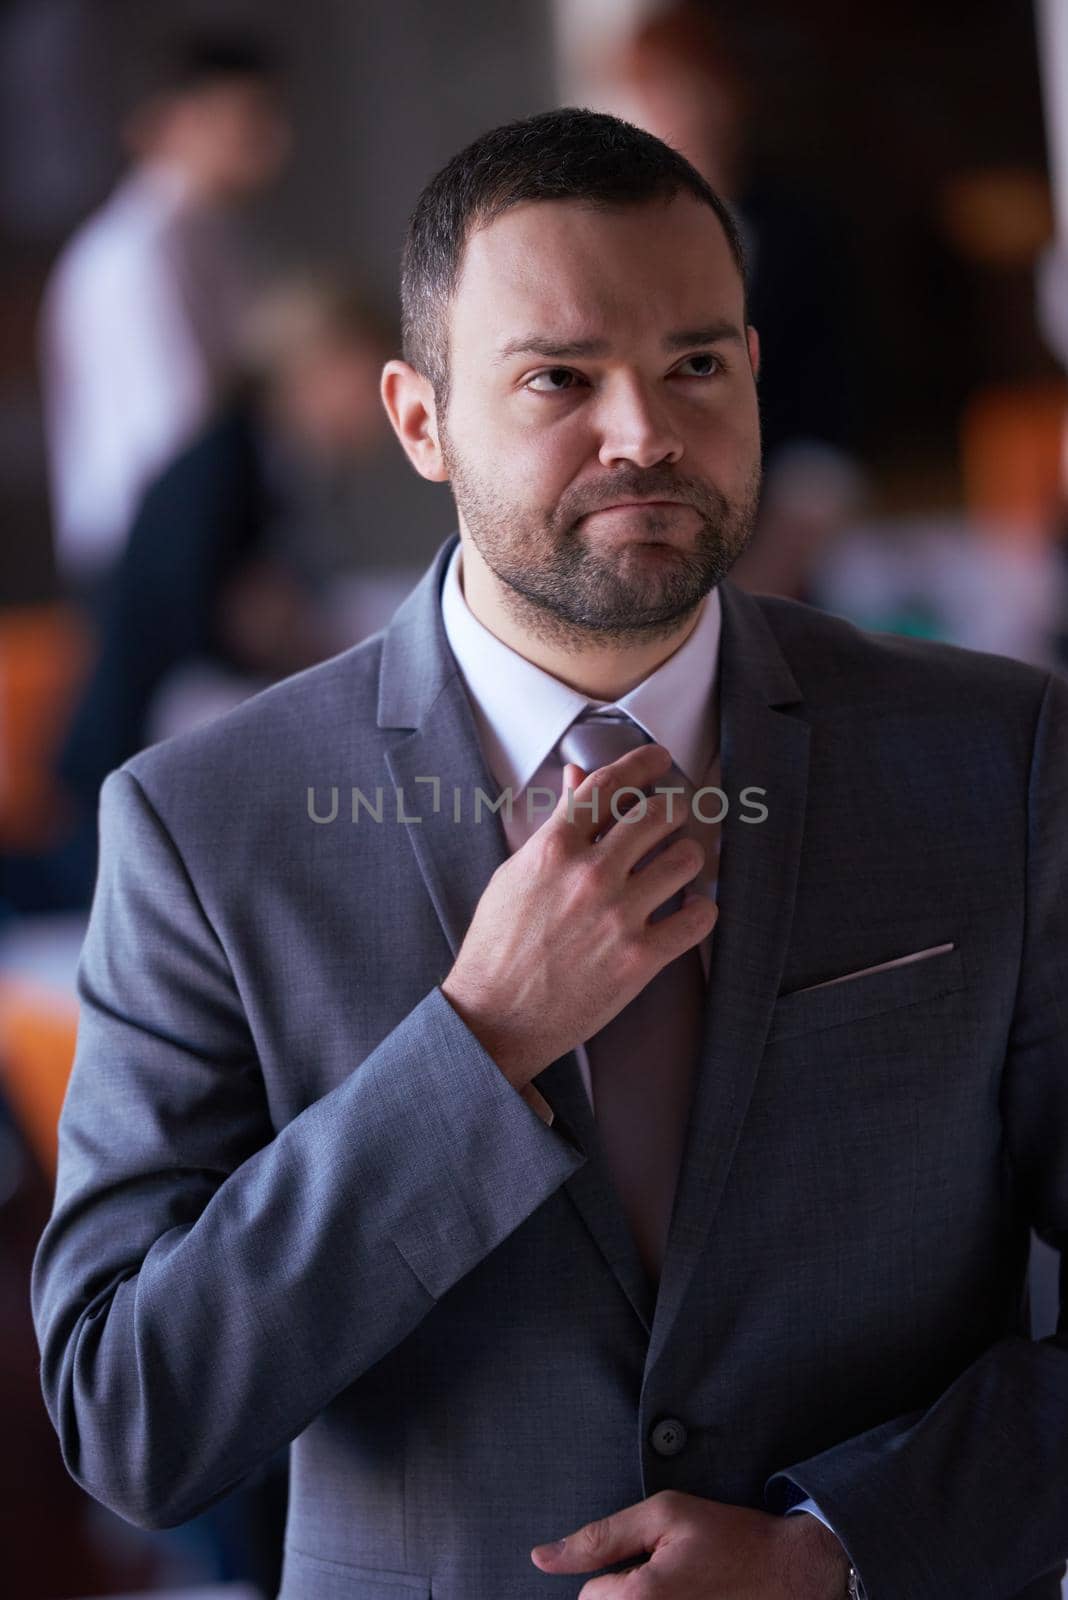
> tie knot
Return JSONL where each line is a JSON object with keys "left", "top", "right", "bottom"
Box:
{"left": 557, "top": 710, "right": 652, "bottom": 775}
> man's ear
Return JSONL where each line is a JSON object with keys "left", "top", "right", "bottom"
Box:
{"left": 746, "top": 324, "right": 760, "bottom": 381}
{"left": 380, "top": 360, "right": 448, "bottom": 482}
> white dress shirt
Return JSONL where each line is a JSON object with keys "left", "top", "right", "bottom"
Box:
{"left": 439, "top": 537, "right": 850, "bottom": 1570}
{"left": 39, "top": 160, "right": 250, "bottom": 585}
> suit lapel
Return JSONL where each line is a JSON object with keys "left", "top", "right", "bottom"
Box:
{"left": 645, "top": 580, "right": 810, "bottom": 1379}
{"left": 384, "top": 685, "right": 510, "bottom": 966}
{"left": 377, "top": 543, "right": 809, "bottom": 1349}
{"left": 379, "top": 534, "right": 657, "bottom": 1331}
{"left": 530, "top": 1054, "right": 659, "bottom": 1331}
{"left": 378, "top": 536, "right": 507, "bottom": 960}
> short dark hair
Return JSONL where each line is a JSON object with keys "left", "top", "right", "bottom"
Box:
{"left": 400, "top": 106, "right": 747, "bottom": 409}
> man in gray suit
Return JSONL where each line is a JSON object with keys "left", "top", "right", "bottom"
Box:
{"left": 31, "top": 109, "right": 1068, "bottom": 1599}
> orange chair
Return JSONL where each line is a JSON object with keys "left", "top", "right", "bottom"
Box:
{"left": 959, "top": 380, "right": 1068, "bottom": 543}
{"left": 0, "top": 603, "right": 94, "bottom": 852}
{"left": 0, "top": 975, "right": 78, "bottom": 1181}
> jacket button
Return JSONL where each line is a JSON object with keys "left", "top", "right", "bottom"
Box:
{"left": 649, "top": 1418, "right": 688, "bottom": 1456}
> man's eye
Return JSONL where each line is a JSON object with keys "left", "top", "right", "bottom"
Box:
{"left": 675, "top": 353, "right": 721, "bottom": 377}
{"left": 526, "top": 368, "right": 580, "bottom": 392}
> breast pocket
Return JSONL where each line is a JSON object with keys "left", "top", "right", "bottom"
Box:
{"left": 767, "top": 944, "right": 967, "bottom": 1044}
{"left": 279, "top": 1547, "right": 431, "bottom": 1600}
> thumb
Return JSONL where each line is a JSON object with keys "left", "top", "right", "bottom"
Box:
{"left": 530, "top": 1499, "right": 660, "bottom": 1572}
{"left": 558, "top": 761, "right": 586, "bottom": 809}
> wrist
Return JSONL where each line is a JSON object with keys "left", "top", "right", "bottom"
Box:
{"left": 777, "top": 1510, "right": 852, "bottom": 1600}
{"left": 438, "top": 977, "right": 532, "bottom": 1087}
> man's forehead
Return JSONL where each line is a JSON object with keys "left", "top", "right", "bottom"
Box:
{"left": 453, "top": 195, "right": 743, "bottom": 346}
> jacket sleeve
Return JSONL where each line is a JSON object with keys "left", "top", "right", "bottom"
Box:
{"left": 31, "top": 766, "right": 585, "bottom": 1531}
{"left": 763, "top": 669, "right": 1068, "bottom": 1596}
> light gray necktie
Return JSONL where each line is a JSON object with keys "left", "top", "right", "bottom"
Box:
{"left": 557, "top": 710, "right": 707, "bottom": 1288}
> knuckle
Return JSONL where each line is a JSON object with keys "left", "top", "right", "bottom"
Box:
{"left": 539, "top": 827, "right": 570, "bottom": 866}
{"left": 676, "top": 836, "right": 704, "bottom": 867}
{"left": 617, "top": 936, "right": 647, "bottom": 982}
{"left": 578, "top": 1518, "right": 611, "bottom": 1556}
{"left": 583, "top": 850, "right": 614, "bottom": 890}
{"left": 607, "top": 792, "right": 642, "bottom": 825}
{"left": 653, "top": 837, "right": 689, "bottom": 874}
{"left": 641, "top": 792, "right": 667, "bottom": 824}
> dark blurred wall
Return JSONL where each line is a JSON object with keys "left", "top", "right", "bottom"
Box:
{"left": 702, "top": 0, "right": 1053, "bottom": 499}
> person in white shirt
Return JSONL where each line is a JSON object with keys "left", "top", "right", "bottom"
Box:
{"left": 38, "top": 34, "right": 290, "bottom": 606}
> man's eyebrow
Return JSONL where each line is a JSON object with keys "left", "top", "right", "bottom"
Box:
{"left": 492, "top": 321, "right": 745, "bottom": 364}
{"left": 663, "top": 321, "right": 745, "bottom": 351}
{"left": 493, "top": 335, "right": 610, "bottom": 363}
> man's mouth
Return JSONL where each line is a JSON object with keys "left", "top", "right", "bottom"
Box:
{"left": 584, "top": 499, "right": 691, "bottom": 515}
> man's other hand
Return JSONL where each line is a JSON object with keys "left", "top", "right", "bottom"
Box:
{"left": 530, "top": 1489, "right": 850, "bottom": 1598}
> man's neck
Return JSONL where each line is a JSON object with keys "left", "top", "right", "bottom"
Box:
{"left": 457, "top": 536, "right": 706, "bottom": 703}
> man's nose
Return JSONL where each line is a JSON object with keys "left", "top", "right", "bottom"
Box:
{"left": 595, "top": 376, "right": 684, "bottom": 470}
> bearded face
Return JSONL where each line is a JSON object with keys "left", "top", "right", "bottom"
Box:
{"left": 434, "top": 194, "right": 762, "bottom": 647}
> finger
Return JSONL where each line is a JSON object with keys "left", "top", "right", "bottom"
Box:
{"left": 552, "top": 761, "right": 585, "bottom": 826}
{"left": 551, "top": 763, "right": 587, "bottom": 835}
{"left": 627, "top": 834, "right": 707, "bottom": 921}
{"left": 643, "top": 887, "right": 719, "bottom": 967}
{"left": 598, "top": 788, "right": 699, "bottom": 876}
{"left": 530, "top": 1499, "right": 664, "bottom": 1574}
{"left": 568, "top": 1566, "right": 653, "bottom": 1596}
{"left": 555, "top": 744, "right": 675, "bottom": 845}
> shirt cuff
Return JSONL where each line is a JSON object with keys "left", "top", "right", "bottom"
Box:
{"left": 785, "top": 1494, "right": 832, "bottom": 1529}
{"left": 518, "top": 1081, "right": 554, "bottom": 1125}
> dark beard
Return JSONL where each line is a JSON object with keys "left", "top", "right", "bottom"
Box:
{"left": 443, "top": 445, "right": 762, "bottom": 651}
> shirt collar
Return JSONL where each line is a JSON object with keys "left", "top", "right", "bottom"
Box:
{"left": 440, "top": 537, "right": 721, "bottom": 794}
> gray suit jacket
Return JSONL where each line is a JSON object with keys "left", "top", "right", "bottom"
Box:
{"left": 31, "top": 531, "right": 1068, "bottom": 1598}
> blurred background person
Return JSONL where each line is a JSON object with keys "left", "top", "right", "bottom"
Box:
{"left": 58, "top": 270, "right": 397, "bottom": 815}
{"left": 37, "top": 30, "right": 291, "bottom": 622}
{"left": 3, "top": 270, "right": 397, "bottom": 914}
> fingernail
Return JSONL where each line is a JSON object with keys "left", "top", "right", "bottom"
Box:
{"left": 534, "top": 1539, "right": 566, "bottom": 1559}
